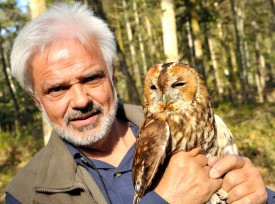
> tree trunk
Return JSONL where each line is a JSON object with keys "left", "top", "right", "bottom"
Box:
{"left": 0, "top": 34, "right": 20, "bottom": 135}
{"left": 230, "top": 0, "right": 250, "bottom": 104}
{"left": 161, "top": 0, "right": 179, "bottom": 62}
{"left": 29, "top": 0, "right": 46, "bottom": 18}
{"left": 117, "top": 45, "right": 141, "bottom": 105}
{"left": 269, "top": 0, "right": 275, "bottom": 22}
{"left": 185, "top": 20, "right": 196, "bottom": 67}
{"left": 29, "top": 0, "right": 51, "bottom": 144}
{"left": 208, "top": 37, "right": 224, "bottom": 97}
{"left": 122, "top": 0, "right": 142, "bottom": 91}
{"left": 254, "top": 37, "right": 267, "bottom": 103}
{"left": 185, "top": 0, "right": 206, "bottom": 78}
{"left": 133, "top": 0, "right": 147, "bottom": 76}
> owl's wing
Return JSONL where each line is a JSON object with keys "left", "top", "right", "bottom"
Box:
{"left": 133, "top": 117, "right": 170, "bottom": 204}
{"left": 214, "top": 114, "right": 238, "bottom": 157}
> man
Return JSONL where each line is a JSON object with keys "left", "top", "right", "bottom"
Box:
{"left": 5, "top": 3, "right": 274, "bottom": 204}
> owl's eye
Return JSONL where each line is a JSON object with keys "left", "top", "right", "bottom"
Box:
{"left": 172, "top": 81, "right": 186, "bottom": 88}
{"left": 150, "top": 85, "right": 157, "bottom": 90}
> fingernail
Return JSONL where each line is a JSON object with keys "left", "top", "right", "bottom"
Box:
{"left": 210, "top": 168, "right": 220, "bottom": 178}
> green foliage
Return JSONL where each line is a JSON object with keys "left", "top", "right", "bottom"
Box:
{"left": 0, "top": 129, "right": 44, "bottom": 202}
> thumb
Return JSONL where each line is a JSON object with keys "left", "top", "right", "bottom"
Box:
{"left": 208, "top": 156, "right": 220, "bottom": 166}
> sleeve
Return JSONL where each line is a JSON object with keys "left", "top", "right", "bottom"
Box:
{"left": 138, "top": 191, "right": 168, "bottom": 204}
{"left": 267, "top": 187, "right": 275, "bottom": 204}
{"left": 5, "top": 193, "right": 21, "bottom": 204}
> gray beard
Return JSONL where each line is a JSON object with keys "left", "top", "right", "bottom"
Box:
{"left": 42, "top": 90, "right": 118, "bottom": 147}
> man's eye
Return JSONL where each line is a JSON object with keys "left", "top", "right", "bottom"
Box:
{"left": 47, "top": 86, "right": 66, "bottom": 94}
{"left": 83, "top": 74, "right": 104, "bottom": 84}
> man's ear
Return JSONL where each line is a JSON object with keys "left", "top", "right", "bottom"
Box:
{"left": 30, "top": 94, "right": 42, "bottom": 111}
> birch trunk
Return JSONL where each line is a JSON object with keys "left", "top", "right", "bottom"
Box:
{"left": 122, "top": 0, "right": 142, "bottom": 90}
{"left": 230, "top": 0, "right": 249, "bottom": 103}
{"left": 185, "top": 20, "right": 196, "bottom": 66}
{"left": 29, "top": 0, "right": 46, "bottom": 18}
{"left": 161, "top": 0, "right": 178, "bottom": 62}
{"left": 254, "top": 38, "right": 267, "bottom": 102}
{"left": 133, "top": 0, "right": 147, "bottom": 75}
{"left": 185, "top": 0, "right": 206, "bottom": 78}
{"left": 29, "top": 0, "right": 51, "bottom": 145}
{"left": 208, "top": 38, "right": 224, "bottom": 96}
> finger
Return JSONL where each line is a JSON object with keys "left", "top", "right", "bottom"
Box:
{"left": 229, "top": 189, "right": 267, "bottom": 204}
{"left": 208, "top": 156, "right": 220, "bottom": 166}
{"left": 204, "top": 166, "right": 223, "bottom": 194}
{"left": 226, "top": 181, "right": 253, "bottom": 203}
{"left": 187, "top": 147, "right": 203, "bottom": 156}
{"left": 222, "top": 168, "right": 245, "bottom": 192}
{"left": 210, "top": 155, "right": 245, "bottom": 179}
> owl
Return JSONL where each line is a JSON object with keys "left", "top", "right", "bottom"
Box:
{"left": 132, "top": 62, "right": 238, "bottom": 204}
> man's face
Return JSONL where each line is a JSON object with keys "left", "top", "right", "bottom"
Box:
{"left": 30, "top": 38, "right": 117, "bottom": 146}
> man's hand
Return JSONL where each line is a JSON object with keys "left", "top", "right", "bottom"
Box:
{"left": 154, "top": 148, "right": 222, "bottom": 204}
{"left": 208, "top": 155, "right": 267, "bottom": 204}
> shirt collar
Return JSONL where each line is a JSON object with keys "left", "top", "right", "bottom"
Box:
{"left": 65, "top": 121, "right": 139, "bottom": 171}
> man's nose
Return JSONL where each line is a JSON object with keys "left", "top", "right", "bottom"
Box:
{"left": 70, "top": 84, "right": 91, "bottom": 109}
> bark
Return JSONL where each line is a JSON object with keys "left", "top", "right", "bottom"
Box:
{"left": 133, "top": 0, "right": 147, "bottom": 75}
{"left": 254, "top": 37, "right": 267, "bottom": 102}
{"left": 269, "top": 0, "right": 275, "bottom": 22}
{"left": 208, "top": 37, "right": 224, "bottom": 97}
{"left": 219, "top": 23, "right": 238, "bottom": 102}
{"left": 185, "top": 0, "right": 206, "bottom": 78}
{"left": 117, "top": 45, "right": 141, "bottom": 105}
{"left": 29, "top": 0, "right": 51, "bottom": 144}
{"left": 230, "top": 0, "right": 250, "bottom": 103}
{"left": 161, "top": 0, "right": 179, "bottom": 62}
{"left": 122, "top": 0, "right": 142, "bottom": 90}
{"left": 185, "top": 20, "right": 196, "bottom": 67}
{"left": 29, "top": 0, "right": 46, "bottom": 18}
{"left": 0, "top": 33, "right": 20, "bottom": 134}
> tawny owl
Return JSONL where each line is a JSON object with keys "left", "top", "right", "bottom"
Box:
{"left": 132, "top": 62, "right": 238, "bottom": 204}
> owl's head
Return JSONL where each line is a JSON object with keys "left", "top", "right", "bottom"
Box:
{"left": 143, "top": 62, "right": 210, "bottom": 116}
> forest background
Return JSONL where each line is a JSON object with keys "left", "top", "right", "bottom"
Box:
{"left": 0, "top": 0, "right": 274, "bottom": 202}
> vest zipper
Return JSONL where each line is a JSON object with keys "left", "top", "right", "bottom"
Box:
{"left": 34, "top": 184, "right": 97, "bottom": 204}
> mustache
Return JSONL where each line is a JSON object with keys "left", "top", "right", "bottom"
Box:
{"left": 64, "top": 103, "right": 103, "bottom": 125}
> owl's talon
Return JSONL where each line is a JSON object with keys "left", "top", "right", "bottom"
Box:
{"left": 206, "top": 188, "right": 228, "bottom": 203}
{"left": 216, "top": 188, "right": 228, "bottom": 200}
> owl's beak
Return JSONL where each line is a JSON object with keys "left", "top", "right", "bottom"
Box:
{"left": 162, "top": 94, "right": 167, "bottom": 106}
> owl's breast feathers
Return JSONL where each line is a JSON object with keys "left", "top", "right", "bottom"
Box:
{"left": 153, "top": 108, "right": 217, "bottom": 157}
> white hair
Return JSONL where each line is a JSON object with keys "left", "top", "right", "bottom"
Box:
{"left": 10, "top": 2, "right": 116, "bottom": 94}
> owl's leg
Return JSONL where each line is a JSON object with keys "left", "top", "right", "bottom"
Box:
{"left": 216, "top": 188, "right": 228, "bottom": 200}
{"left": 206, "top": 188, "right": 228, "bottom": 204}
